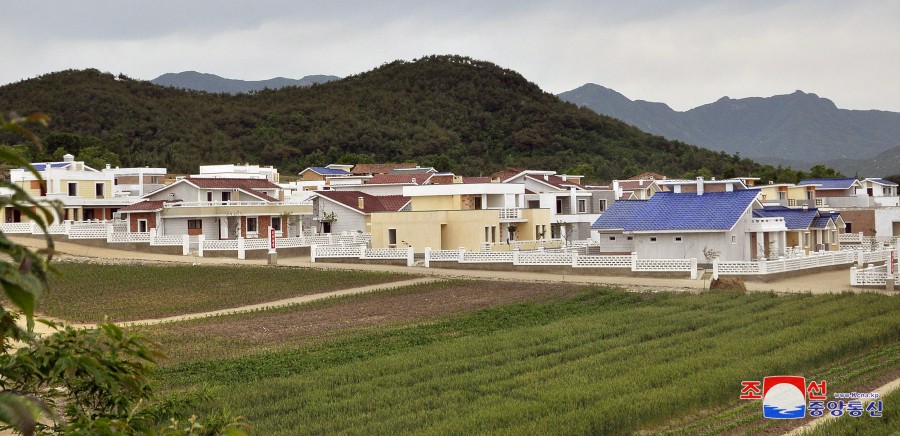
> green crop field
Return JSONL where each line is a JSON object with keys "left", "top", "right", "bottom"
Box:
{"left": 807, "top": 388, "right": 899, "bottom": 435}
{"left": 42, "top": 262, "right": 411, "bottom": 322}
{"left": 152, "top": 288, "right": 900, "bottom": 435}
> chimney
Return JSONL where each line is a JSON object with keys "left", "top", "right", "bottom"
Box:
{"left": 63, "top": 153, "right": 75, "bottom": 163}
{"left": 639, "top": 179, "right": 644, "bottom": 186}
{"left": 543, "top": 174, "right": 549, "bottom": 181}
{"left": 358, "top": 196, "right": 365, "bottom": 210}
{"left": 802, "top": 205, "right": 808, "bottom": 211}
{"left": 412, "top": 177, "right": 417, "bottom": 185}
{"left": 562, "top": 175, "right": 568, "bottom": 181}
{"left": 696, "top": 177, "right": 704, "bottom": 196}
{"left": 612, "top": 180, "right": 622, "bottom": 199}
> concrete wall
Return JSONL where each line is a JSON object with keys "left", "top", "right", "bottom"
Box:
{"left": 837, "top": 209, "right": 876, "bottom": 235}
{"left": 633, "top": 214, "right": 752, "bottom": 261}
{"left": 369, "top": 209, "right": 500, "bottom": 251}
{"left": 875, "top": 207, "right": 900, "bottom": 237}
{"left": 148, "top": 182, "right": 201, "bottom": 202}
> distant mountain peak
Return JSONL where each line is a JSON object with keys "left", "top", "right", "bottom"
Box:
{"left": 558, "top": 84, "right": 900, "bottom": 176}
{"left": 151, "top": 71, "right": 340, "bottom": 94}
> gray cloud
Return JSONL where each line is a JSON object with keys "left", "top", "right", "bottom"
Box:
{"left": 1, "top": 0, "right": 898, "bottom": 112}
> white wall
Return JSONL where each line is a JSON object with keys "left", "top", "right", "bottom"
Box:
{"left": 147, "top": 183, "right": 202, "bottom": 202}
{"left": 160, "top": 217, "right": 219, "bottom": 238}
{"left": 875, "top": 207, "right": 900, "bottom": 237}
{"left": 633, "top": 214, "right": 754, "bottom": 261}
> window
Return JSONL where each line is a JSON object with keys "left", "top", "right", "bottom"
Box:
{"left": 778, "top": 191, "right": 787, "bottom": 200}
{"left": 187, "top": 219, "right": 202, "bottom": 230}
{"left": 68, "top": 182, "right": 77, "bottom": 197}
{"left": 731, "top": 235, "right": 737, "bottom": 244}
{"left": 207, "top": 192, "right": 213, "bottom": 202}
{"left": 388, "top": 228, "right": 397, "bottom": 247}
{"left": 577, "top": 199, "right": 587, "bottom": 213}
{"left": 271, "top": 217, "right": 282, "bottom": 231}
{"left": 246, "top": 217, "right": 258, "bottom": 232}
{"left": 95, "top": 183, "right": 105, "bottom": 198}
{"left": 832, "top": 230, "right": 837, "bottom": 243}
{"left": 556, "top": 198, "right": 563, "bottom": 214}
{"left": 221, "top": 191, "right": 231, "bottom": 202}
{"left": 84, "top": 209, "right": 95, "bottom": 220}
{"left": 484, "top": 227, "right": 491, "bottom": 243}
{"left": 649, "top": 236, "right": 658, "bottom": 243}
{"left": 473, "top": 196, "right": 482, "bottom": 210}
{"left": 598, "top": 199, "right": 607, "bottom": 212}
{"left": 845, "top": 222, "right": 852, "bottom": 233}
{"left": 608, "top": 236, "right": 616, "bottom": 241}
{"left": 138, "top": 219, "right": 148, "bottom": 233}
{"left": 674, "top": 236, "right": 683, "bottom": 242}
{"left": 804, "top": 232, "right": 810, "bottom": 247}
{"left": 626, "top": 236, "right": 633, "bottom": 241}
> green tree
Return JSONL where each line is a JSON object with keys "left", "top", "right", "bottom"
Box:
{"left": 0, "top": 113, "right": 246, "bottom": 435}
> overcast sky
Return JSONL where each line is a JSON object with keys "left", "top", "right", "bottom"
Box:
{"left": 2, "top": 0, "right": 898, "bottom": 112}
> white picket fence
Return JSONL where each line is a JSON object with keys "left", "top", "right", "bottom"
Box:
{"left": 713, "top": 249, "right": 894, "bottom": 279}
{"left": 311, "top": 244, "right": 414, "bottom": 266}
{"left": 423, "top": 248, "right": 697, "bottom": 278}
{"left": 850, "top": 264, "right": 898, "bottom": 286}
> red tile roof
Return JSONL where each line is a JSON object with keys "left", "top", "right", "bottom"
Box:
{"left": 183, "top": 177, "right": 280, "bottom": 201}
{"left": 365, "top": 173, "right": 429, "bottom": 185}
{"left": 628, "top": 172, "right": 668, "bottom": 181}
{"left": 617, "top": 180, "right": 658, "bottom": 190}
{"left": 316, "top": 191, "right": 410, "bottom": 213}
{"left": 351, "top": 163, "right": 418, "bottom": 175}
{"left": 491, "top": 167, "right": 526, "bottom": 181}
{"left": 119, "top": 200, "right": 167, "bottom": 212}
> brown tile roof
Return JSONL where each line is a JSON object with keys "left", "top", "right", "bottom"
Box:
{"left": 184, "top": 177, "right": 280, "bottom": 201}
{"left": 365, "top": 173, "right": 430, "bottom": 185}
{"left": 617, "top": 180, "right": 658, "bottom": 190}
{"left": 628, "top": 172, "right": 668, "bottom": 181}
{"left": 351, "top": 163, "right": 418, "bottom": 175}
{"left": 491, "top": 167, "right": 526, "bottom": 181}
{"left": 119, "top": 200, "right": 167, "bottom": 212}
{"left": 316, "top": 191, "right": 410, "bottom": 213}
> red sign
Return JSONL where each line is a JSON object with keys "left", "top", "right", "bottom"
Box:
{"left": 269, "top": 228, "right": 276, "bottom": 250}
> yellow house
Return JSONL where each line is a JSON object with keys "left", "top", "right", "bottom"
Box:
{"left": 368, "top": 182, "right": 552, "bottom": 252}
{"left": 758, "top": 183, "right": 818, "bottom": 208}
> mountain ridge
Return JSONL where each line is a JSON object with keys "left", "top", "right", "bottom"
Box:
{"left": 558, "top": 84, "right": 900, "bottom": 175}
{"left": 0, "top": 56, "right": 811, "bottom": 182}
{"left": 151, "top": 71, "right": 340, "bottom": 93}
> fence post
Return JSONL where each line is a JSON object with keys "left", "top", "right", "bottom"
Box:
{"left": 630, "top": 252, "right": 637, "bottom": 272}
{"left": 712, "top": 258, "right": 719, "bottom": 280}
{"left": 690, "top": 258, "right": 697, "bottom": 280}
{"left": 458, "top": 247, "right": 465, "bottom": 264}
{"left": 182, "top": 234, "right": 190, "bottom": 256}
{"left": 424, "top": 247, "right": 431, "bottom": 268}
{"left": 512, "top": 248, "right": 520, "bottom": 265}
{"left": 237, "top": 237, "right": 245, "bottom": 260}
{"left": 759, "top": 259, "right": 768, "bottom": 275}
{"left": 310, "top": 245, "right": 317, "bottom": 263}
{"left": 850, "top": 266, "right": 857, "bottom": 286}
{"left": 31, "top": 221, "right": 39, "bottom": 235}
{"left": 571, "top": 251, "right": 579, "bottom": 268}
{"left": 857, "top": 250, "right": 865, "bottom": 266}
{"left": 197, "top": 235, "right": 205, "bottom": 257}
{"left": 106, "top": 222, "right": 114, "bottom": 242}
{"left": 407, "top": 246, "right": 414, "bottom": 267}
{"left": 328, "top": 233, "right": 333, "bottom": 245}
{"left": 858, "top": 231, "right": 864, "bottom": 243}
{"left": 149, "top": 228, "right": 157, "bottom": 245}
{"left": 359, "top": 245, "right": 366, "bottom": 259}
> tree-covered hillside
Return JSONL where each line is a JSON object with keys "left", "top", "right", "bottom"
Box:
{"left": 1, "top": 55, "right": 810, "bottom": 182}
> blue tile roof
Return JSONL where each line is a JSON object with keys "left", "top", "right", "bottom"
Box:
{"left": 752, "top": 206, "right": 817, "bottom": 230}
{"left": 591, "top": 200, "right": 648, "bottom": 230}
{"left": 798, "top": 178, "right": 859, "bottom": 190}
{"left": 624, "top": 189, "right": 760, "bottom": 232}
{"left": 22, "top": 162, "right": 70, "bottom": 171}
{"left": 811, "top": 216, "right": 833, "bottom": 229}
{"left": 867, "top": 178, "right": 898, "bottom": 187}
{"left": 309, "top": 166, "right": 350, "bottom": 175}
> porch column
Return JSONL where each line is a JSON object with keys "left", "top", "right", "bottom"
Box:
{"left": 756, "top": 231, "right": 765, "bottom": 259}
{"left": 780, "top": 231, "right": 787, "bottom": 257}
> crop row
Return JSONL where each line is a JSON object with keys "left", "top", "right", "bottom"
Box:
{"left": 43, "top": 262, "right": 411, "bottom": 322}
{"left": 156, "top": 289, "right": 899, "bottom": 434}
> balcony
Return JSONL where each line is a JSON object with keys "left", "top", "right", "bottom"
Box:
{"left": 748, "top": 217, "right": 787, "bottom": 232}
{"left": 497, "top": 208, "right": 522, "bottom": 221}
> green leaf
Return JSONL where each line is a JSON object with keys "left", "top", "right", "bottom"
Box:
{"left": 0, "top": 281, "right": 37, "bottom": 332}
{"left": 0, "top": 392, "right": 41, "bottom": 436}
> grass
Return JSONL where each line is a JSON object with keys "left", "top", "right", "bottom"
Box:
{"left": 41, "top": 262, "right": 412, "bottom": 322}
{"left": 151, "top": 288, "right": 900, "bottom": 435}
{"left": 805, "top": 388, "right": 899, "bottom": 435}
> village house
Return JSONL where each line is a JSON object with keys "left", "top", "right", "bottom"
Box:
{"left": 591, "top": 187, "right": 788, "bottom": 262}
{"left": 4, "top": 154, "right": 141, "bottom": 223}
{"left": 118, "top": 176, "right": 310, "bottom": 238}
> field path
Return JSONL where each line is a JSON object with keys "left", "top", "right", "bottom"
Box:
{"left": 12, "top": 236, "right": 889, "bottom": 295}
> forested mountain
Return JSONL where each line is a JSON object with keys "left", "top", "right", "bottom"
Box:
{"left": 1, "top": 56, "right": 814, "bottom": 182}
{"left": 559, "top": 84, "right": 900, "bottom": 176}
{"left": 151, "top": 71, "right": 340, "bottom": 94}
